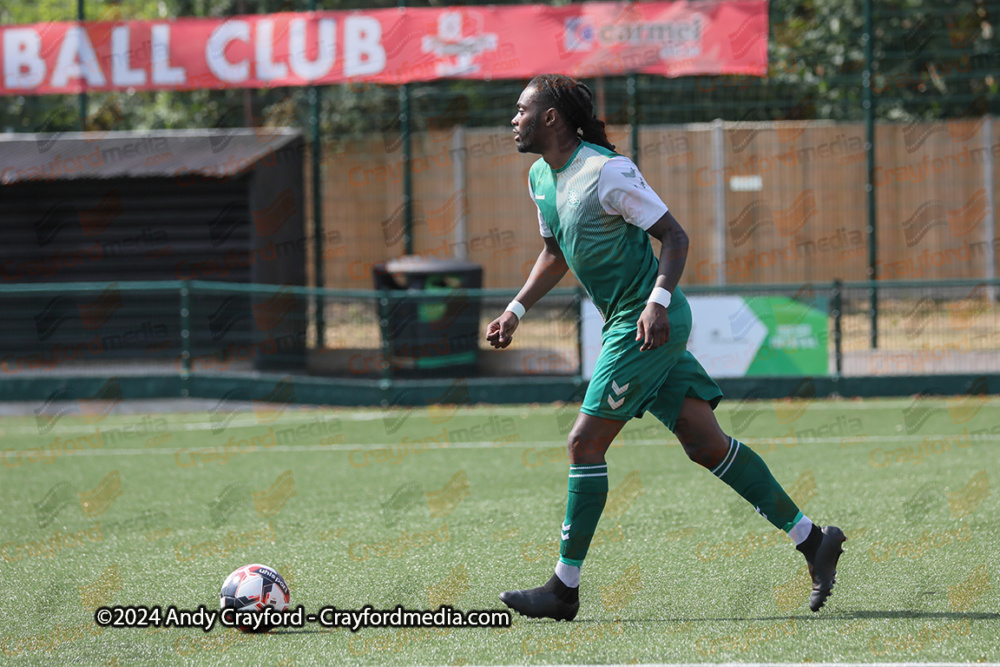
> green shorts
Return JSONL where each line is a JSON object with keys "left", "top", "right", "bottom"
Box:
{"left": 580, "top": 297, "right": 723, "bottom": 432}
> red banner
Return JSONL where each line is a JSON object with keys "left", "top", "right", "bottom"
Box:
{"left": 0, "top": 2, "right": 767, "bottom": 95}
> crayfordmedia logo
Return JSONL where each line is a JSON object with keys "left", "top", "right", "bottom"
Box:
{"left": 947, "top": 564, "right": 990, "bottom": 611}
{"left": 207, "top": 482, "right": 252, "bottom": 528}
{"left": 695, "top": 529, "right": 784, "bottom": 562}
{"left": 208, "top": 387, "right": 253, "bottom": 434}
{"left": 252, "top": 377, "right": 296, "bottom": 424}
{"left": 604, "top": 471, "right": 643, "bottom": 519}
{"left": 787, "top": 470, "right": 817, "bottom": 508}
{"left": 727, "top": 12, "right": 766, "bottom": 59}
{"left": 600, "top": 563, "right": 642, "bottom": 612}
{"left": 252, "top": 286, "right": 299, "bottom": 332}
{"left": 869, "top": 430, "right": 971, "bottom": 468}
{"left": 521, "top": 444, "right": 569, "bottom": 469}
{"left": 33, "top": 190, "right": 122, "bottom": 249}
{"left": 426, "top": 563, "right": 470, "bottom": 608}
{"left": 79, "top": 470, "right": 123, "bottom": 518}
{"left": 173, "top": 521, "right": 277, "bottom": 562}
{"left": 730, "top": 385, "right": 769, "bottom": 432}
{"left": 426, "top": 470, "right": 470, "bottom": 518}
{"left": 33, "top": 481, "right": 76, "bottom": 528}
{"left": 727, "top": 191, "right": 816, "bottom": 248}
{"left": 946, "top": 470, "right": 990, "bottom": 518}
{"left": 773, "top": 377, "right": 817, "bottom": 424}
{"left": 379, "top": 483, "right": 424, "bottom": 527}
{"left": 207, "top": 202, "right": 246, "bottom": 247}
{"left": 1, "top": 622, "right": 103, "bottom": 656}
{"left": 946, "top": 288, "right": 991, "bottom": 332}
{"left": 695, "top": 619, "right": 797, "bottom": 655}
{"left": 901, "top": 482, "right": 943, "bottom": 525}
{"left": 350, "top": 428, "right": 450, "bottom": 469}
{"left": 173, "top": 428, "right": 280, "bottom": 469}
{"left": 33, "top": 284, "right": 123, "bottom": 342}
{"left": 79, "top": 377, "right": 124, "bottom": 424}
{"left": 33, "top": 386, "right": 75, "bottom": 435}
{"left": 1, "top": 524, "right": 104, "bottom": 563}
{"left": 772, "top": 566, "right": 811, "bottom": 611}
{"left": 252, "top": 189, "right": 296, "bottom": 237}
{"left": 207, "top": 294, "right": 252, "bottom": 342}
{"left": 868, "top": 525, "right": 972, "bottom": 563}
{"left": 253, "top": 470, "right": 297, "bottom": 517}
{"left": 901, "top": 393, "right": 940, "bottom": 434}
{"left": 78, "top": 562, "right": 122, "bottom": 609}
{"left": 869, "top": 618, "right": 971, "bottom": 656}
{"left": 522, "top": 620, "right": 625, "bottom": 656}
{"left": 348, "top": 627, "right": 452, "bottom": 656}
{"left": 348, "top": 522, "right": 450, "bottom": 562}
{"left": 2, "top": 428, "right": 106, "bottom": 469}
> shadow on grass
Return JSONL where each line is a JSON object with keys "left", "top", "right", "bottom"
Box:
{"left": 268, "top": 609, "right": 1000, "bottom": 632}
{"left": 562, "top": 610, "right": 1000, "bottom": 624}
{"left": 837, "top": 610, "right": 1000, "bottom": 621}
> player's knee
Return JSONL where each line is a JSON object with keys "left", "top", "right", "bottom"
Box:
{"left": 673, "top": 415, "right": 700, "bottom": 461}
{"left": 566, "top": 428, "right": 603, "bottom": 464}
{"left": 681, "top": 440, "right": 717, "bottom": 468}
{"left": 675, "top": 422, "right": 728, "bottom": 469}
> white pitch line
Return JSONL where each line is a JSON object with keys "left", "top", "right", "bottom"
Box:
{"left": 9, "top": 393, "right": 1000, "bottom": 418}
{"left": 2, "top": 415, "right": 995, "bottom": 438}
{"left": 469, "top": 664, "right": 1000, "bottom": 667}
{"left": 471, "top": 664, "right": 1000, "bottom": 667}
{"left": 4, "top": 396, "right": 998, "bottom": 436}
{"left": 4, "top": 433, "right": 999, "bottom": 459}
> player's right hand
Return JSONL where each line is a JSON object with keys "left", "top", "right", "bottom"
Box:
{"left": 486, "top": 311, "right": 519, "bottom": 349}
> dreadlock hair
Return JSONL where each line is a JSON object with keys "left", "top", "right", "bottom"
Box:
{"left": 528, "top": 74, "right": 616, "bottom": 151}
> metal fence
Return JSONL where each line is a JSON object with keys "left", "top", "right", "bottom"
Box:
{"left": 3, "top": 279, "right": 999, "bottom": 388}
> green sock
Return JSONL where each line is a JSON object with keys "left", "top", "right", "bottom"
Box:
{"left": 712, "top": 437, "right": 801, "bottom": 533}
{"left": 558, "top": 463, "right": 609, "bottom": 567}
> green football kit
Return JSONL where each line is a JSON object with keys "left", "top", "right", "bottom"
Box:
{"left": 528, "top": 140, "right": 723, "bottom": 432}
{"left": 526, "top": 142, "right": 812, "bottom": 577}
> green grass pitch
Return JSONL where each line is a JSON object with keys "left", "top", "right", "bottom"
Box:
{"left": 1, "top": 396, "right": 998, "bottom": 665}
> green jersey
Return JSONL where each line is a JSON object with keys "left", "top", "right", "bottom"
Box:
{"left": 529, "top": 140, "right": 685, "bottom": 331}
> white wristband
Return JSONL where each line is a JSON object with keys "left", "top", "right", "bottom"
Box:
{"left": 505, "top": 300, "right": 526, "bottom": 320}
{"left": 647, "top": 286, "right": 672, "bottom": 309}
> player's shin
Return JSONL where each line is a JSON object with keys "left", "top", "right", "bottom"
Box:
{"left": 556, "top": 463, "right": 609, "bottom": 588}
{"left": 711, "top": 437, "right": 817, "bottom": 548}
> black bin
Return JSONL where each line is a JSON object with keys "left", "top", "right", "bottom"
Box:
{"left": 372, "top": 257, "right": 482, "bottom": 377}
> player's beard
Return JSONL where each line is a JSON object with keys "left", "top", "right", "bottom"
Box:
{"left": 515, "top": 116, "right": 539, "bottom": 153}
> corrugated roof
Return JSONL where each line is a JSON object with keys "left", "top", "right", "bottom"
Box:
{"left": 0, "top": 128, "right": 302, "bottom": 185}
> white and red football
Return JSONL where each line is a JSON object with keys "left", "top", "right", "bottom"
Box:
{"left": 219, "top": 564, "right": 290, "bottom": 632}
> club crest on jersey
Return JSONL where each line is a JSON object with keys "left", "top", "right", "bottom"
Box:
{"left": 567, "top": 188, "right": 582, "bottom": 207}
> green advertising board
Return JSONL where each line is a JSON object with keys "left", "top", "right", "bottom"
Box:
{"left": 744, "top": 296, "right": 829, "bottom": 376}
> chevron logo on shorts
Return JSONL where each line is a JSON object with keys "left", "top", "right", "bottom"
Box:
{"left": 607, "top": 380, "right": 630, "bottom": 410}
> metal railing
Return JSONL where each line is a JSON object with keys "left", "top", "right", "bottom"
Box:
{"left": 3, "top": 278, "right": 999, "bottom": 384}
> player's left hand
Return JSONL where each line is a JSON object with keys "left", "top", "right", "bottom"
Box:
{"left": 636, "top": 303, "right": 670, "bottom": 351}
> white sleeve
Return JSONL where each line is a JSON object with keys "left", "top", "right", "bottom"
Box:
{"left": 597, "top": 156, "right": 668, "bottom": 230}
{"left": 528, "top": 180, "right": 553, "bottom": 238}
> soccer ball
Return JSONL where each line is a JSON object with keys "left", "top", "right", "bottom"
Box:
{"left": 219, "top": 564, "right": 290, "bottom": 632}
